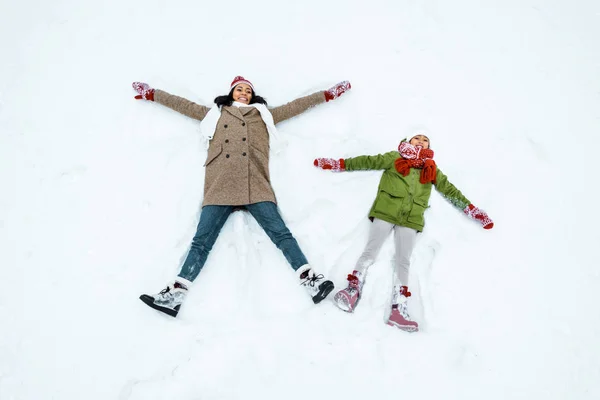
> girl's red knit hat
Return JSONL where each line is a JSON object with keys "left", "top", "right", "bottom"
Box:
{"left": 230, "top": 76, "right": 254, "bottom": 91}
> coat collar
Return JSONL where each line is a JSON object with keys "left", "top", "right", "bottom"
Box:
{"left": 222, "top": 106, "right": 244, "bottom": 122}
{"left": 240, "top": 106, "right": 257, "bottom": 116}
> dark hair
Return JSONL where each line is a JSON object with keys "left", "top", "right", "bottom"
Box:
{"left": 214, "top": 87, "right": 268, "bottom": 108}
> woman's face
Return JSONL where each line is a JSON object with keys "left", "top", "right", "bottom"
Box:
{"left": 410, "top": 135, "right": 430, "bottom": 149}
{"left": 232, "top": 83, "right": 253, "bottom": 104}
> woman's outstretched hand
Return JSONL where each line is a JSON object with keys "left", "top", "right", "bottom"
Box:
{"left": 324, "top": 81, "right": 351, "bottom": 102}
{"left": 132, "top": 82, "right": 155, "bottom": 101}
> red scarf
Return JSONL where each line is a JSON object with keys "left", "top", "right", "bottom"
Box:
{"left": 394, "top": 142, "right": 437, "bottom": 184}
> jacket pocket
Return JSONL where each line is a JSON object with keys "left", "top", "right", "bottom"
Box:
{"left": 407, "top": 197, "right": 428, "bottom": 224}
{"left": 203, "top": 144, "right": 223, "bottom": 167}
{"left": 249, "top": 142, "right": 269, "bottom": 158}
{"left": 373, "top": 190, "right": 404, "bottom": 220}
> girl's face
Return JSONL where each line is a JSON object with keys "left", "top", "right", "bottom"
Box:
{"left": 410, "top": 135, "right": 430, "bottom": 149}
{"left": 232, "top": 84, "right": 253, "bottom": 104}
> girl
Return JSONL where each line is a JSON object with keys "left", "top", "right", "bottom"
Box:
{"left": 313, "top": 133, "right": 493, "bottom": 332}
{"left": 133, "top": 76, "right": 351, "bottom": 317}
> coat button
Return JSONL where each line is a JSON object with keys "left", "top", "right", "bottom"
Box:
{"left": 225, "top": 139, "right": 229, "bottom": 143}
{"left": 242, "top": 138, "right": 246, "bottom": 141}
{"left": 226, "top": 154, "right": 230, "bottom": 158}
{"left": 242, "top": 152, "right": 247, "bottom": 156}
{"left": 224, "top": 124, "right": 228, "bottom": 128}
{"left": 242, "top": 122, "right": 246, "bottom": 126}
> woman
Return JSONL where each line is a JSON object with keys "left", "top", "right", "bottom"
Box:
{"left": 133, "top": 76, "right": 351, "bottom": 317}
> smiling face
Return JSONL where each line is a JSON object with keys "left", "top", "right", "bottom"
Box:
{"left": 232, "top": 83, "right": 253, "bottom": 104}
{"left": 409, "top": 134, "right": 430, "bottom": 149}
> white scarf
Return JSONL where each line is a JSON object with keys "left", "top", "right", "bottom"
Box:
{"left": 200, "top": 101, "right": 286, "bottom": 153}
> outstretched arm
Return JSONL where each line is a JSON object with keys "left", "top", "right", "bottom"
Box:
{"left": 314, "top": 151, "right": 399, "bottom": 172}
{"left": 271, "top": 81, "right": 351, "bottom": 124}
{"left": 132, "top": 82, "right": 211, "bottom": 121}
{"left": 435, "top": 169, "right": 494, "bottom": 229}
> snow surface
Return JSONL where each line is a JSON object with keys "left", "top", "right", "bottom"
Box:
{"left": 1, "top": 0, "right": 599, "bottom": 399}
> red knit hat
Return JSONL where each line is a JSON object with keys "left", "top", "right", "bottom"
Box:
{"left": 230, "top": 76, "right": 254, "bottom": 91}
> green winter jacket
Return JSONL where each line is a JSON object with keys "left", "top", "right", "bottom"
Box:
{"left": 345, "top": 151, "right": 471, "bottom": 232}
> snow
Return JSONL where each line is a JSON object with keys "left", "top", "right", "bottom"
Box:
{"left": 1, "top": 0, "right": 599, "bottom": 399}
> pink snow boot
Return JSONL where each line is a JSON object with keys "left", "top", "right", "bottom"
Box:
{"left": 386, "top": 285, "right": 419, "bottom": 332}
{"left": 333, "top": 270, "right": 364, "bottom": 312}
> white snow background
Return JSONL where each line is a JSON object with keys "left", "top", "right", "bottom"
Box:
{"left": 1, "top": 0, "right": 599, "bottom": 399}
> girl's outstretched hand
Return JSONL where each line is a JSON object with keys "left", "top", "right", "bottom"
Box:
{"left": 132, "top": 82, "right": 155, "bottom": 101}
{"left": 314, "top": 158, "right": 346, "bottom": 172}
{"left": 324, "top": 81, "right": 351, "bottom": 102}
{"left": 464, "top": 204, "right": 494, "bottom": 229}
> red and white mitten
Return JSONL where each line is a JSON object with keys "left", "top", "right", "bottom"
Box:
{"left": 324, "top": 81, "right": 351, "bottom": 102}
{"left": 132, "top": 82, "right": 155, "bottom": 101}
{"left": 314, "top": 158, "right": 346, "bottom": 172}
{"left": 464, "top": 204, "right": 494, "bottom": 229}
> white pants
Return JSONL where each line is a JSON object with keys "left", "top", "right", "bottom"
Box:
{"left": 354, "top": 218, "right": 418, "bottom": 285}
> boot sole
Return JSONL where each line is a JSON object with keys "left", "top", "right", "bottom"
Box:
{"left": 139, "top": 295, "right": 179, "bottom": 318}
{"left": 312, "top": 280, "right": 335, "bottom": 304}
{"left": 386, "top": 320, "right": 419, "bottom": 332}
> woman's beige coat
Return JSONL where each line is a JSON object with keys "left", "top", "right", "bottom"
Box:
{"left": 155, "top": 89, "right": 326, "bottom": 206}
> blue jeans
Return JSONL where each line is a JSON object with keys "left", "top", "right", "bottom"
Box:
{"left": 178, "top": 202, "right": 309, "bottom": 282}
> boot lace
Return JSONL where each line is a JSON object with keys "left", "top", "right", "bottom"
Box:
{"left": 159, "top": 286, "right": 171, "bottom": 295}
{"left": 344, "top": 274, "right": 361, "bottom": 294}
{"left": 301, "top": 274, "right": 325, "bottom": 287}
{"left": 398, "top": 303, "right": 412, "bottom": 320}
